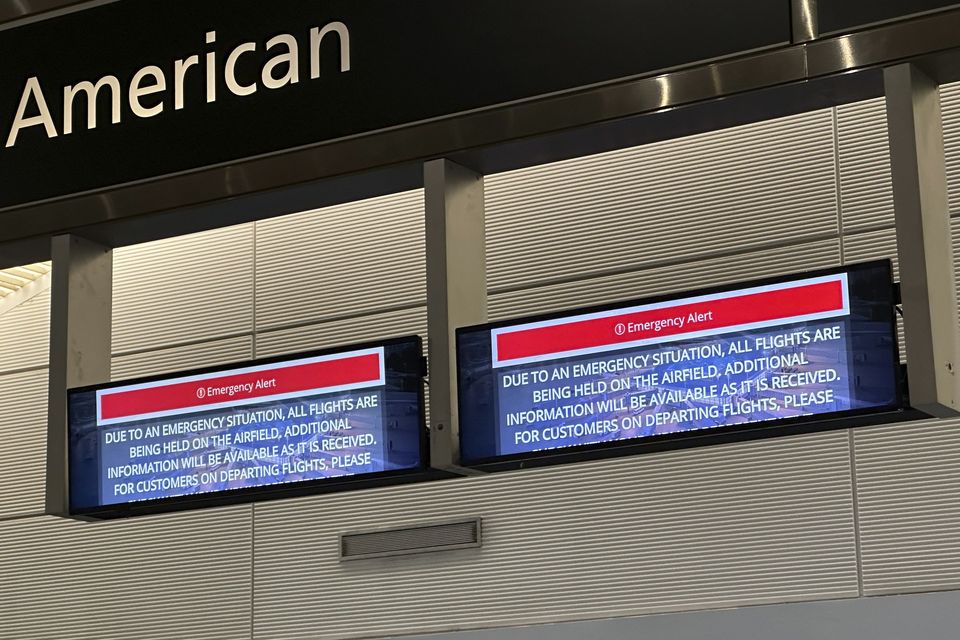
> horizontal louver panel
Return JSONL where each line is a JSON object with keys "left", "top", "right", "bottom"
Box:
{"left": 112, "top": 224, "right": 253, "bottom": 354}
{"left": 489, "top": 239, "right": 839, "bottom": 322}
{"left": 0, "top": 288, "right": 50, "bottom": 374}
{"left": 0, "top": 507, "right": 252, "bottom": 640}
{"left": 837, "top": 98, "right": 895, "bottom": 231}
{"left": 255, "top": 191, "right": 425, "bottom": 332}
{"left": 255, "top": 307, "right": 426, "bottom": 359}
{"left": 843, "top": 228, "right": 899, "bottom": 274}
{"left": 0, "top": 368, "right": 47, "bottom": 518}
{"left": 940, "top": 81, "right": 960, "bottom": 213}
{"left": 485, "top": 110, "right": 838, "bottom": 292}
{"left": 254, "top": 432, "right": 858, "bottom": 639}
{"left": 855, "top": 419, "right": 960, "bottom": 595}
{"left": 111, "top": 336, "right": 253, "bottom": 381}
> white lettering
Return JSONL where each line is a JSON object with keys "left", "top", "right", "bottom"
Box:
{"left": 205, "top": 30, "right": 217, "bottom": 103}
{"left": 174, "top": 55, "right": 199, "bottom": 110}
{"left": 226, "top": 42, "right": 257, "bottom": 96}
{"left": 311, "top": 21, "right": 351, "bottom": 79}
{"left": 7, "top": 77, "right": 57, "bottom": 147}
{"left": 63, "top": 75, "right": 121, "bottom": 134}
{"left": 129, "top": 65, "right": 166, "bottom": 118}
{"left": 6, "top": 22, "right": 352, "bottom": 147}
{"left": 262, "top": 34, "right": 299, "bottom": 89}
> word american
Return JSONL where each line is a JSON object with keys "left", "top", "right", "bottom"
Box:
{"left": 5, "top": 21, "right": 350, "bottom": 148}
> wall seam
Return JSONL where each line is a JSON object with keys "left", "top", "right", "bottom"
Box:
{"left": 251, "top": 503, "right": 256, "bottom": 640}
{"left": 252, "top": 221, "right": 259, "bottom": 359}
{"left": 848, "top": 429, "right": 866, "bottom": 597}
{"left": 833, "top": 106, "right": 845, "bottom": 265}
{"left": 0, "top": 511, "right": 47, "bottom": 523}
{"left": 0, "top": 364, "right": 48, "bottom": 378}
{"left": 834, "top": 101, "right": 865, "bottom": 597}
{"left": 250, "top": 220, "right": 257, "bottom": 640}
{"left": 842, "top": 223, "right": 897, "bottom": 238}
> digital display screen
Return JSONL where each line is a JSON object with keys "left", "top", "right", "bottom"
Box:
{"left": 69, "top": 336, "right": 426, "bottom": 516}
{"left": 457, "top": 262, "right": 902, "bottom": 465}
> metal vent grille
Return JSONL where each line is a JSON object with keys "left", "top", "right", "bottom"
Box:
{"left": 340, "top": 518, "right": 482, "bottom": 561}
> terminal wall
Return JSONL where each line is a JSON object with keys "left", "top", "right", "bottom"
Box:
{"left": 2, "top": 91, "right": 960, "bottom": 638}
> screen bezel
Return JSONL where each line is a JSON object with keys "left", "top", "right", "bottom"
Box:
{"left": 68, "top": 334, "right": 431, "bottom": 519}
{"left": 456, "top": 260, "right": 914, "bottom": 470}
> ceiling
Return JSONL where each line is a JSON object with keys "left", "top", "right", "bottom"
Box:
{"left": 0, "top": 262, "right": 51, "bottom": 298}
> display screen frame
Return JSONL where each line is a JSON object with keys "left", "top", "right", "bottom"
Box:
{"left": 456, "top": 260, "right": 916, "bottom": 471}
{"left": 68, "top": 335, "right": 431, "bottom": 519}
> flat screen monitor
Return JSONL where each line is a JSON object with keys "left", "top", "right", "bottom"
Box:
{"left": 69, "top": 336, "right": 427, "bottom": 518}
{"left": 457, "top": 261, "right": 904, "bottom": 467}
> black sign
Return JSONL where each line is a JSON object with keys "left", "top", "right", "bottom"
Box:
{"left": 457, "top": 262, "right": 904, "bottom": 469}
{"left": 0, "top": 0, "right": 790, "bottom": 210}
{"left": 68, "top": 336, "right": 428, "bottom": 518}
{"left": 819, "top": 0, "right": 960, "bottom": 34}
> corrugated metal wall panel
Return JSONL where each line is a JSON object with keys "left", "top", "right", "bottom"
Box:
{"left": 489, "top": 239, "right": 840, "bottom": 322}
{"left": 940, "top": 81, "right": 960, "bottom": 212}
{"left": 843, "top": 228, "right": 899, "bottom": 273}
{"left": 254, "top": 432, "right": 858, "bottom": 640}
{"left": 111, "top": 336, "right": 253, "bottom": 381}
{"left": 485, "top": 110, "right": 838, "bottom": 292}
{"left": 255, "top": 191, "right": 425, "bottom": 332}
{"left": 0, "top": 368, "right": 47, "bottom": 518}
{"left": 255, "top": 307, "right": 426, "bottom": 359}
{"left": 837, "top": 98, "right": 894, "bottom": 231}
{"left": 0, "top": 287, "right": 49, "bottom": 373}
{"left": 0, "top": 507, "right": 252, "bottom": 640}
{"left": 854, "top": 419, "right": 960, "bottom": 595}
{"left": 112, "top": 224, "right": 254, "bottom": 354}
{"left": 955, "top": 218, "right": 960, "bottom": 318}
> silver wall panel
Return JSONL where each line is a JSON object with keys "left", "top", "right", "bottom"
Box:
{"left": 111, "top": 335, "right": 253, "bottom": 381}
{"left": 0, "top": 368, "right": 47, "bottom": 518}
{"left": 112, "top": 224, "right": 254, "bottom": 355}
{"left": 0, "top": 287, "right": 49, "bottom": 373}
{"left": 0, "top": 506, "right": 252, "bottom": 640}
{"left": 484, "top": 110, "right": 838, "bottom": 293}
{"left": 255, "top": 306, "right": 426, "bottom": 359}
{"left": 940, "top": 81, "right": 960, "bottom": 212}
{"left": 253, "top": 432, "right": 858, "bottom": 640}
{"left": 854, "top": 418, "right": 960, "bottom": 595}
{"left": 955, "top": 218, "right": 960, "bottom": 318}
{"left": 836, "top": 98, "right": 895, "bottom": 232}
{"left": 255, "top": 190, "right": 425, "bottom": 333}
{"left": 489, "top": 239, "right": 840, "bottom": 322}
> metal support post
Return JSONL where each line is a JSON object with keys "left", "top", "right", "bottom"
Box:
{"left": 791, "top": 0, "right": 818, "bottom": 43}
{"left": 424, "top": 159, "right": 486, "bottom": 470}
{"left": 45, "top": 234, "right": 112, "bottom": 515}
{"left": 885, "top": 63, "right": 959, "bottom": 416}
